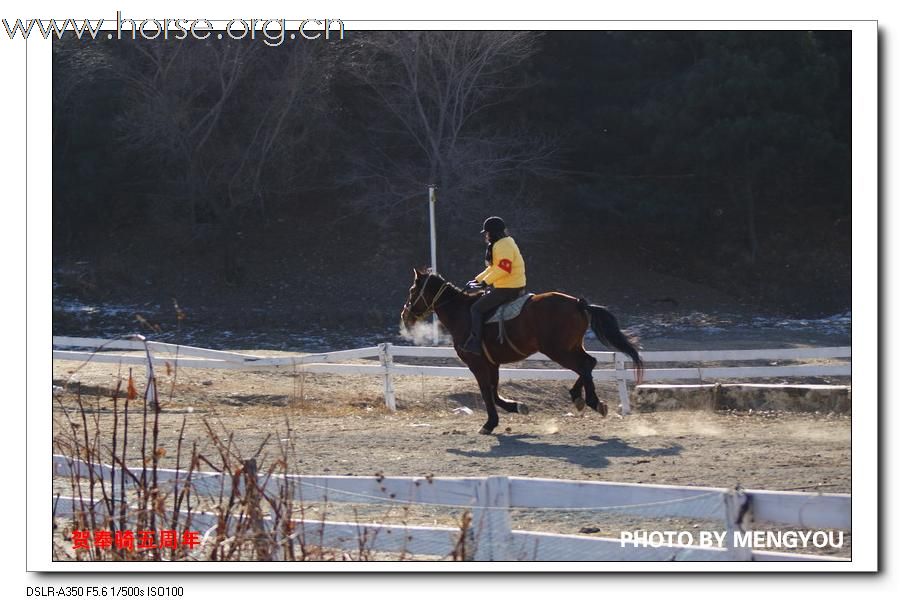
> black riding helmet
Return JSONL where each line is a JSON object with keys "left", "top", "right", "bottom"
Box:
{"left": 481, "top": 216, "right": 506, "bottom": 235}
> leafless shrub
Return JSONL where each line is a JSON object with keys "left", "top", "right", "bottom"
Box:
{"left": 52, "top": 350, "right": 468, "bottom": 561}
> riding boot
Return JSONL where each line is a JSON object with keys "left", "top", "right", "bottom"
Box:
{"left": 462, "top": 310, "right": 484, "bottom": 354}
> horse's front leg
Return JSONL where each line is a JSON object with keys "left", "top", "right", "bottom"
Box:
{"left": 477, "top": 379, "right": 500, "bottom": 435}
{"left": 492, "top": 368, "right": 529, "bottom": 415}
{"left": 462, "top": 358, "right": 503, "bottom": 434}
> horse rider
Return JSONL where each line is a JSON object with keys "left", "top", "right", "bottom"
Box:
{"left": 462, "top": 216, "right": 527, "bottom": 354}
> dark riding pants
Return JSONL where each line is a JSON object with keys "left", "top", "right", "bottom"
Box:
{"left": 470, "top": 287, "right": 525, "bottom": 342}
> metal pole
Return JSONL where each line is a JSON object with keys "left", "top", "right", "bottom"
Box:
{"left": 428, "top": 185, "right": 438, "bottom": 345}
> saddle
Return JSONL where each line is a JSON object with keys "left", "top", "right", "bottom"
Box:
{"left": 485, "top": 292, "right": 534, "bottom": 344}
{"left": 486, "top": 292, "right": 532, "bottom": 324}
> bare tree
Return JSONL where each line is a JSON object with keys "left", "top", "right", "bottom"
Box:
{"left": 52, "top": 37, "right": 111, "bottom": 146}
{"left": 345, "top": 31, "right": 559, "bottom": 225}
{"left": 112, "top": 39, "right": 333, "bottom": 233}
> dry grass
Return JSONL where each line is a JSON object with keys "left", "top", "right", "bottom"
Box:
{"left": 52, "top": 347, "right": 472, "bottom": 562}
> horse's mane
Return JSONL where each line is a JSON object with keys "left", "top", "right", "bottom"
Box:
{"left": 421, "top": 270, "right": 465, "bottom": 294}
{"left": 433, "top": 273, "right": 464, "bottom": 293}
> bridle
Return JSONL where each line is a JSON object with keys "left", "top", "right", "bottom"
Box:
{"left": 403, "top": 279, "right": 451, "bottom": 323}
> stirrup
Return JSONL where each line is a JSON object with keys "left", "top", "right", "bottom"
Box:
{"left": 462, "top": 334, "right": 482, "bottom": 354}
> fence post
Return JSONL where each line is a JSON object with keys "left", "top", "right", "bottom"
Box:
{"left": 615, "top": 353, "right": 631, "bottom": 415}
{"left": 722, "top": 487, "right": 752, "bottom": 561}
{"left": 380, "top": 343, "right": 397, "bottom": 412}
{"left": 471, "top": 476, "right": 513, "bottom": 561}
{"left": 135, "top": 336, "right": 157, "bottom": 405}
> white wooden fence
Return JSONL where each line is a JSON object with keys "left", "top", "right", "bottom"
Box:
{"left": 53, "top": 336, "right": 851, "bottom": 414}
{"left": 52, "top": 454, "right": 851, "bottom": 562}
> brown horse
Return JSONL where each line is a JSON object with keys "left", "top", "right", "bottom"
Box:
{"left": 400, "top": 269, "right": 644, "bottom": 434}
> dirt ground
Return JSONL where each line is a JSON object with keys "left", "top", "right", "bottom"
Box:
{"left": 52, "top": 351, "right": 852, "bottom": 559}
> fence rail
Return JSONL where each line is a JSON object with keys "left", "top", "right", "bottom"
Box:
{"left": 52, "top": 454, "right": 850, "bottom": 562}
{"left": 53, "top": 337, "right": 851, "bottom": 414}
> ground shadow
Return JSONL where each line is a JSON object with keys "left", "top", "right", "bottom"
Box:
{"left": 446, "top": 435, "right": 683, "bottom": 470}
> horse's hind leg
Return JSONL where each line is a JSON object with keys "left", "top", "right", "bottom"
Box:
{"left": 578, "top": 351, "right": 606, "bottom": 416}
{"left": 543, "top": 349, "right": 591, "bottom": 413}
{"left": 491, "top": 368, "right": 529, "bottom": 415}
{"left": 569, "top": 378, "right": 585, "bottom": 412}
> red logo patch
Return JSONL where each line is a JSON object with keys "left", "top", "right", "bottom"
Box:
{"left": 498, "top": 259, "right": 513, "bottom": 273}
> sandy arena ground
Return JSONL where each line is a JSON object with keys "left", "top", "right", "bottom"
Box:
{"left": 51, "top": 351, "right": 852, "bottom": 559}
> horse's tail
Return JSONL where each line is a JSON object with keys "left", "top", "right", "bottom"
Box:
{"left": 578, "top": 298, "right": 644, "bottom": 384}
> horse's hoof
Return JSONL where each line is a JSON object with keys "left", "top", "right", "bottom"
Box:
{"left": 517, "top": 403, "right": 530, "bottom": 416}
{"left": 478, "top": 426, "right": 494, "bottom": 435}
{"left": 591, "top": 402, "right": 608, "bottom": 417}
{"left": 573, "top": 397, "right": 586, "bottom": 412}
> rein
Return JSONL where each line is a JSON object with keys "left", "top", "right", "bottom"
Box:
{"left": 406, "top": 281, "right": 452, "bottom": 323}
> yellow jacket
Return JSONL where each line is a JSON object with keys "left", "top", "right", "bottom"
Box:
{"left": 475, "top": 236, "right": 526, "bottom": 288}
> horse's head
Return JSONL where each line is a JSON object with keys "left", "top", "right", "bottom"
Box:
{"left": 400, "top": 267, "right": 446, "bottom": 330}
